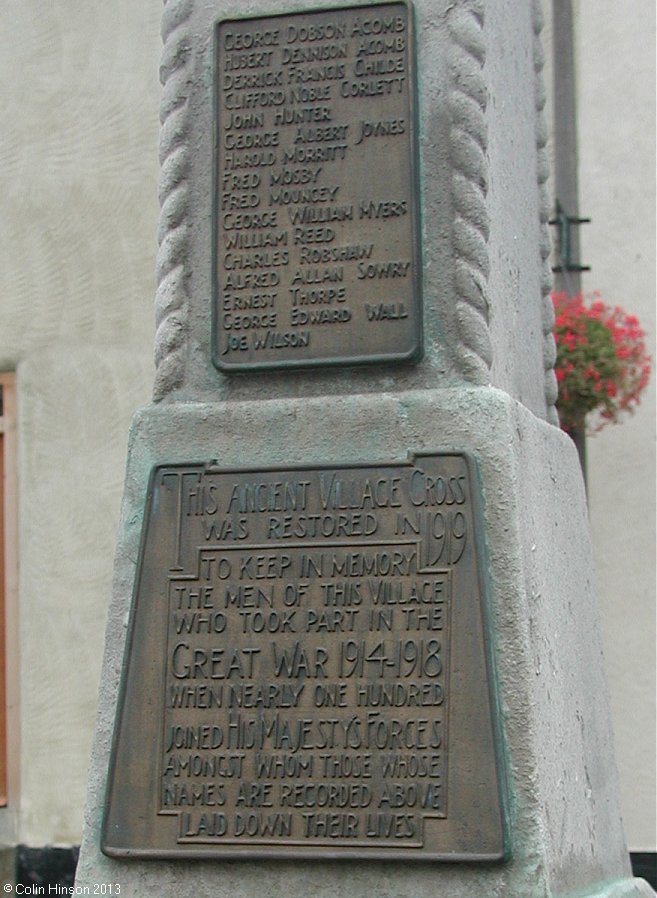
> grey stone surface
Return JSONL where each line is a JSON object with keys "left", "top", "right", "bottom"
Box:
{"left": 76, "top": 389, "right": 652, "bottom": 897}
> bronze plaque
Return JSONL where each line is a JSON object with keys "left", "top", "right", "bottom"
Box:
{"left": 212, "top": 2, "right": 422, "bottom": 370}
{"left": 103, "top": 455, "right": 507, "bottom": 860}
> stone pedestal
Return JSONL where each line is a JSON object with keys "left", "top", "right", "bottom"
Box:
{"left": 76, "top": 390, "right": 653, "bottom": 897}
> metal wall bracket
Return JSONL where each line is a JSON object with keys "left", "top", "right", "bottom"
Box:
{"left": 549, "top": 201, "right": 591, "bottom": 273}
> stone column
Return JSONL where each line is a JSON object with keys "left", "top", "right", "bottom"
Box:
{"left": 76, "top": 1, "right": 654, "bottom": 895}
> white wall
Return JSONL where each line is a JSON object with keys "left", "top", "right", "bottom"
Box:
{"left": 0, "top": 1, "right": 159, "bottom": 844}
{"left": 575, "top": 0, "right": 656, "bottom": 851}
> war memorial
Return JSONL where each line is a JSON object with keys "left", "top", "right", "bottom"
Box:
{"left": 76, "top": 2, "right": 655, "bottom": 896}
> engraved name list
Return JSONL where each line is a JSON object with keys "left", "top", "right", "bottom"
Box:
{"left": 213, "top": 2, "right": 421, "bottom": 369}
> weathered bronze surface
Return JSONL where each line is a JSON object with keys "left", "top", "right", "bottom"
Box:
{"left": 103, "top": 455, "right": 506, "bottom": 860}
{"left": 212, "top": 2, "right": 422, "bottom": 370}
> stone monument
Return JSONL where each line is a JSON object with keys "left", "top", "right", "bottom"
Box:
{"left": 76, "top": 0, "right": 654, "bottom": 895}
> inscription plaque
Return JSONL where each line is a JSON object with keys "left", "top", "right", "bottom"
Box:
{"left": 103, "top": 454, "right": 506, "bottom": 860}
{"left": 212, "top": 2, "right": 422, "bottom": 370}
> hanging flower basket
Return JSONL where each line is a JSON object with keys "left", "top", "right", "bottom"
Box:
{"left": 552, "top": 292, "right": 652, "bottom": 435}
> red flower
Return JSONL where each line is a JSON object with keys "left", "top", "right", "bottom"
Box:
{"left": 552, "top": 292, "right": 652, "bottom": 432}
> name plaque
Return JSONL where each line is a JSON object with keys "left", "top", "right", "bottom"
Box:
{"left": 103, "top": 455, "right": 506, "bottom": 860}
{"left": 212, "top": 2, "right": 422, "bottom": 370}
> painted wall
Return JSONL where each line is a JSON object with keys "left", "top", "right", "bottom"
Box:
{"left": 575, "top": 0, "right": 656, "bottom": 851}
{"left": 0, "top": 1, "right": 159, "bottom": 844}
{"left": 0, "top": 0, "right": 653, "bottom": 853}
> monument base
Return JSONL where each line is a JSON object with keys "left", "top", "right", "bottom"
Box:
{"left": 76, "top": 387, "right": 654, "bottom": 898}
{"left": 593, "top": 882, "right": 655, "bottom": 898}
